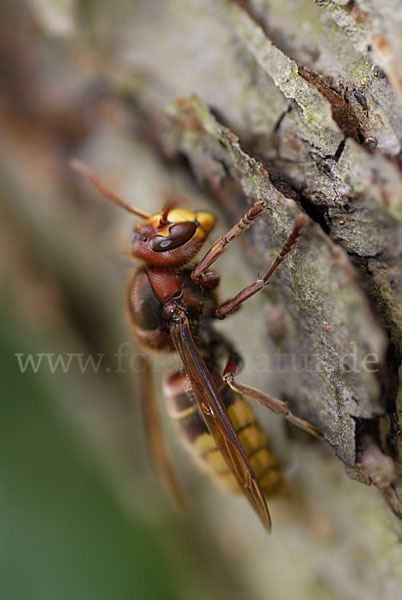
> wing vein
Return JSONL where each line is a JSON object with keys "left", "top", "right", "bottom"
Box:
{"left": 170, "top": 312, "right": 272, "bottom": 532}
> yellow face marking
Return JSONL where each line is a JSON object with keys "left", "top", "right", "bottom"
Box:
{"left": 146, "top": 209, "right": 214, "bottom": 245}
{"left": 195, "top": 211, "right": 215, "bottom": 234}
{"left": 146, "top": 215, "right": 164, "bottom": 229}
{"left": 143, "top": 211, "right": 198, "bottom": 235}
{"left": 167, "top": 208, "right": 197, "bottom": 223}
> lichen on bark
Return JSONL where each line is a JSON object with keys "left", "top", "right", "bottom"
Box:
{"left": 165, "top": 94, "right": 387, "bottom": 469}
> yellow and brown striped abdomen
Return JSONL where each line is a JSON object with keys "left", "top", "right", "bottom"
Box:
{"left": 163, "top": 370, "right": 285, "bottom": 497}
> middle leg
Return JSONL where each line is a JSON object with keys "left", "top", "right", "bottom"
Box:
{"left": 222, "top": 355, "right": 324, "bottom": 440}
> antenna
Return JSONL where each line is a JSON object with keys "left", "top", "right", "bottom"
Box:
{"left": 70, "top": 159, "right": 151, "bottom": 219}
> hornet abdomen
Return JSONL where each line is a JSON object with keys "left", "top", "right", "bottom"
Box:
{"left": 163, "top": 370, "right": 285, "bottom": 497}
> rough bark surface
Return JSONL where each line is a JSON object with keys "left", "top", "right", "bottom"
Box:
{"left": 112, "top": 0, "right": 402, "bottom": 511}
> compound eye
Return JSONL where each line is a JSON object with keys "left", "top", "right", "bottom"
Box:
{"left": 150, "top": 221, "right": 197, "bottom": 252}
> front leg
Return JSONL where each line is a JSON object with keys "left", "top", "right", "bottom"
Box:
{"left": 215, "top": 216, "right": 307, "bottom": 319}
{"left": 191, "top": 200, "right": 267, "bottom": 285}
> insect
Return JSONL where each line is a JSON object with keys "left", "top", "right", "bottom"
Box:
{"left": 353, "top": 88, "right": 369, "bottom": 113}
{"left": 71, "top": 159, "right": 323, "bottom": 532}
